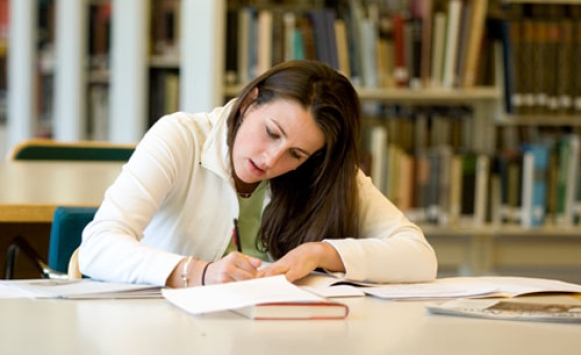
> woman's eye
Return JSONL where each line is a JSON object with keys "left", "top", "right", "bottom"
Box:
{"left": 266, "top": 126, "right": 278, "bottom": 139}
{"left": 289, "top": 150, "right": 303, "bottom": 160}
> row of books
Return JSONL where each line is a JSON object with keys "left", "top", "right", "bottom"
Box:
{"left": 498, "top": 3, "right": 581, "bottom": 115}
{"left": 365, "top": 122, "right": 581, "bottom": 228}
{"left": 225, "top": 0, "right": 493, "bottom": 90}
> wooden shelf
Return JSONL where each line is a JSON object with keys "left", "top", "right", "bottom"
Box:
{"left": 355, "top": 87, "right": 501, "bottom": 103}
{"left": 502, "top": 0, "right": 581, "bottom": 4}
{"left": 149, "top": 55, "right": 180, "bottom": 69}
{"left": 421, "top": 224, "right": 581, "bottom": 237}
{"left": 224, "top": 85, "right": 501, "bottom": 103}
{"left": 497, "top": 114, "right": 581, "bottom": 126}
{"left": 88, "top": 69, "right": 110, "bottom": 84}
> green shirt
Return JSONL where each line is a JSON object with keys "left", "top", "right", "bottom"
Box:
{"left": 224, "top": 180, "right": 270, "bottom": 261}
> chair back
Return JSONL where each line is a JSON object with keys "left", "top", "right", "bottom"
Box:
{"left": 49, "top": 206, "right": 98, "bottom": 273}
{"left": 8, "top": 139, "right": 135, "bottom": 161}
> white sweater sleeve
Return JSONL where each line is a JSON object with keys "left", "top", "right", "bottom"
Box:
{"left": 324, "top": 170, "right": 438, "bottom": 283}
{"left": 79, "top": 114, "right": 198, "bottom": 286}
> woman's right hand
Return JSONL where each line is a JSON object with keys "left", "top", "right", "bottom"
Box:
{"left": 203, "top": 252, "right": 263, "bottom": 285}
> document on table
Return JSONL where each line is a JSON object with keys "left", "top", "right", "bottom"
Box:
{"left": 0, "top": 279, "right": 162, "bottom": 299}
{"left": 295, "top": 274, "right": 581, "bottom": 300}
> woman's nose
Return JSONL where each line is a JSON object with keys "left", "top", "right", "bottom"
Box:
{"left": 264, "top": 147, "right": 283, "bottom": 168}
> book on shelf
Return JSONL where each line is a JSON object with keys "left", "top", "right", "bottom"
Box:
{"left": 150, "top": 0, "right": 180, "bottom": 57}
{"left": 430, "top": 11, "right": 447, "bottom": 88}
{"left": 334, "top": 17, "right": 351, "bottom": 78}
{"left": 441, "top": 0, "right": 462, "bottom": 89}
{"left": 88, "top": 1, "right": 112, "bottom": 70}
{"left": 461, "top": 0, "right": 489, "bottom": 88}
{"left": 391, "top": 13, "right": 408, "bottom": 87}
{"left": 256, "top": 9, "right": 273, "bottom": 77}
{"left": 520, "top": 143, "right": 549, "bottom": 227}
{"left": 0, "top": 279, "right": 162, "bottom": 299}
{"left": 162, "top": 275, "right": 349, "bottom": 320}
{"left": 419, "top": 0, "right": 433, "bottom": 88}
{"left": 556, "top": 18, "right": 574, "bottom": 115}
{"left": 555, "top": 135, "right": 580, "bottom": 226}
{"left": 455, "top": 0, "right": 473, "bottom": 88}
{"left": 369, "top": 124, "right": 388, "bottom": 193}
{"left": 473, "top": 154, "right": 490, "bottom": 226}
{"left": 427, "top": 298, "right": 581, "bottom": 324}
{"left": 575, "top": 13, "right": 581, "bottom": 114}
{"left": 225, "top": 8, "right": 239, "bottom": 85}
{"left": 406, "top": 16, "right": 423, "bottom": 90}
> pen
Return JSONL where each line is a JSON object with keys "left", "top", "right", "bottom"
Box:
{"left": 233, "top": 218, "right": 242, "bottom": 253}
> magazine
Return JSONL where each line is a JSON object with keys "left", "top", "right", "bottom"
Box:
{"left": 427, "top": 298, "right": 581, "bottom": 323}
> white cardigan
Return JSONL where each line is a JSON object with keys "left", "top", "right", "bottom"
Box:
{"left": 80, "top": 100, "right": 438, "bottom": 286}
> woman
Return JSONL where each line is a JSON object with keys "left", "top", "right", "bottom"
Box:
{"left": 79, "top": 60, "right": 437, "bottom": 288}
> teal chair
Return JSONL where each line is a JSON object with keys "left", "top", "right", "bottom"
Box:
{"left": 5, "top": 206, "right": 98, "bottom": 279}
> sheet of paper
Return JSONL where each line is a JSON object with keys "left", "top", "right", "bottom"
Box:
{"left": 0, "top": 279, "right": 162, "bottom": 299}
{"left": 301, "top": 285, "right": 365, "bottom": 298}
{"left": 0, "top": 283, "right": 39, "bottom": 299}
{"left": 362, "top": 276, "right": 581, "bottom": 300}
{"left": 162, "top": 275, "right": 325, "bottom": 315}
{"left": 362, "top": 281, "right": 497, "bottom": 300}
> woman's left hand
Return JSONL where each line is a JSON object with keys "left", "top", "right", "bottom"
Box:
{"left": 257, "top": 242, "right": 345, "bottom": 282}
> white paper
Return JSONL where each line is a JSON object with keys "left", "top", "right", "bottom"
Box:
{"left": 296, "top": 274, "right": 581, "bottom": 301}
{"left": 301, "top": 285, "right": 365, "bottom": 298}
{"left": 0, "top": 279, "right": 162, "bottom": 299}
{"left": 162, "top": 275, "right": 324, "bottom": 315}
{"left": 364, "top": 276, "right": 581, "bottom": 300}
{"left": 0, "top": 283, "right": 39, "bottom": 299}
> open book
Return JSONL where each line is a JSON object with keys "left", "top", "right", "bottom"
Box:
{"left": 295, "top": 273, "right": 581, "bottom": 300}
{"left": 0, "top": 279, "right": 162, "bottom": 299}
{"left": 427, "top": 298, "right": 581, "bottom": 323}
{"left": 162, "top": 275, "right": 349, "bottom": 320}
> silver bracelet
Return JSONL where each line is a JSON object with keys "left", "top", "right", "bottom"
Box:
{"left": 181, "top": 256, "right": 194, "bottom": 288}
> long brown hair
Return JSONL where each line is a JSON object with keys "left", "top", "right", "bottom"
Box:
{"left": 227, "top": 60, "right": 361, "bottom": 259}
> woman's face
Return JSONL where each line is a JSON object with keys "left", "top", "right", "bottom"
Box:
{"left": 232, "top": 98, "right": 325, "bottom": 185}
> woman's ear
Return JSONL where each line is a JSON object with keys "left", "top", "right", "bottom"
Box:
{"left": 240, "top": 88, "right": 259, "bottom": 114}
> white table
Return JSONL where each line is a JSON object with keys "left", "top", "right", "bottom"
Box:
{"left": 0, "top": 295, "right": 580, "bottom": 355}
{"left": 0, "top": 161, "right": 123, "bottom": 222}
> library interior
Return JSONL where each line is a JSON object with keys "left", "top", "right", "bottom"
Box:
{"left": 1, "top": 1, "right": 581, "bottom": 354}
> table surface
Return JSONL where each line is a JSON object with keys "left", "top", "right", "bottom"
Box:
{"left": 0, "top": 161, "right": 123, "bottom": 222}
{"left": 0, "top": 294, "right": 580, "bottom": 355}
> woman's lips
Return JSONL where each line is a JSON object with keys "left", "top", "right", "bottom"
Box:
{"left": 248, "top": 159, "right": 265, "bottom": 176}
